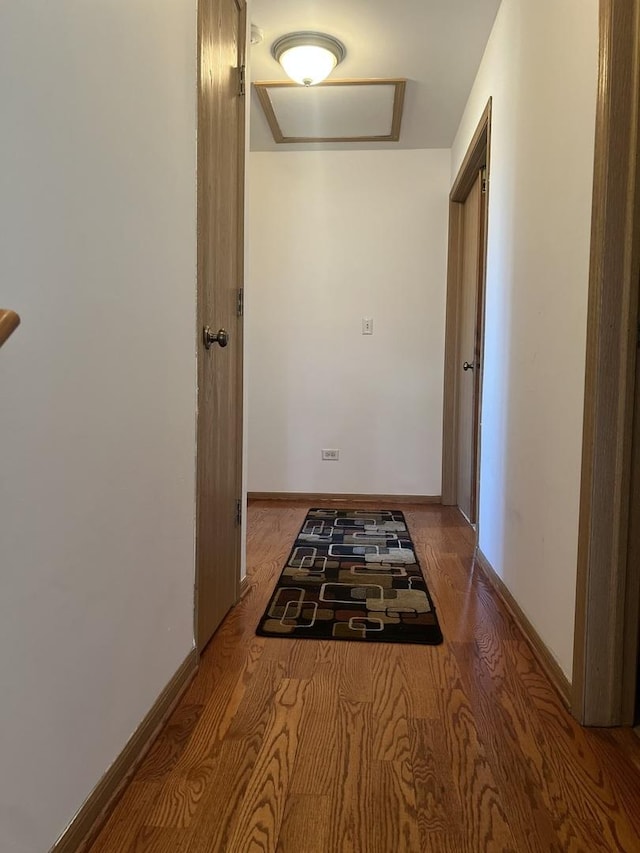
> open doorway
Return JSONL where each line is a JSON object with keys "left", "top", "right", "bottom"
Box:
{"left": 243, "top": 2, "right": 500, "bottom": 509}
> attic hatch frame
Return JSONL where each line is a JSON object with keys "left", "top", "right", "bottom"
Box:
{"left": 253, "top": 78, "right": 407, "bottom": 144}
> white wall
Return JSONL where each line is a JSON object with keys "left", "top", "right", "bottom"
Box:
{"left": 0, "top": 3, "right": 197, "bottom": 852}
{"left": 247, "top": 149, "right": 450, "bottom": 497}
{"left": 452, "top": 0, "right": 598, "bottom": 678}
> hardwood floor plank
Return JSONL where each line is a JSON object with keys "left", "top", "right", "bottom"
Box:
{"left": 326, "top": 699, "right": 374, "bottom": 853}
{"left": 367, "top": 760, "right": 422, "bottom": 853}
{"left": 173, "top": 636, "right": 267, "bottom": 773}
{"left": 454, "top": 639, "right": 566, "bottom": 853}
{"left": 288, "top": 669, "right": 341, "bottom": 796}
{"left": 400, "top": 638, "right": 463, "bottom": 689}
{"left": 437, "top": 681, "right": 519, "bottom": 852}
{"left": 397, "top": 649, "right": 446, "bottom": 717}
{"left": 337, "top": 642, "right": 375, "bottom": 703}
{"left": 87, "top": 502, "right": 640, "bottom": 853}
{"left": 88, "top": 782, "right": 162, "bottom": 853}
{"left": 370, "top": 647, "right": 413, "bottom": 762}
{"left": 588, "top": 729, "right": 640, "bottom": 839}
{"left": 275, "top": 795, "right": 331, "bottom": 853}
{"left": 225, "top": 659, "right": 288, "bottom": 740}
{"left": 180, "top": 733, "right": 265, "bottom": 851}
{"left": 136, "top": 704, "right": 204, "bottom": 782}
{"left": 416, "top": 832, "right": 466, "bottom": 853}
{"left": 132, "top": 827, "right": 190, "bottom": 853}
{"left": 144, "top": 765, "right": 211, "bottom": 830}
{"left": 409, "top": 718, "right": 462, "bottom": 838}
{"left": 504, "top": 637, "right": 640, "bottom": 851}
{"left": 222, "top": 678, "right": 308, "bottom": 852}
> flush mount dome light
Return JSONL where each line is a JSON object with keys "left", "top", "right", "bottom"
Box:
{"left": 272, "top": 32, "right": 346, "bottom": 87}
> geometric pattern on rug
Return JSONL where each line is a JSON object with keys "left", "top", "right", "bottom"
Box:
{"left": 256, "top": 508, "right": 443, "bottom": 645}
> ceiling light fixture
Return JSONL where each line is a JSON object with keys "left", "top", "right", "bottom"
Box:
{"left": 272, "top": 32, "right": 346, "bottom": 87}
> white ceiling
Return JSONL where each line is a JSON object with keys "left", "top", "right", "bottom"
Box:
{"left": 250, "top": 0, "right": 502, "bottom": 152}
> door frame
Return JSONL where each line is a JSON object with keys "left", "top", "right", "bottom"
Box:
{"left": 442, "top": 99, "right": 492, "bottom": 518}
{"left": 572, "top": 0, "right": 640, "bottom": 726}
{"left": 194, "top": 0, "right": 247, "bottom": 653}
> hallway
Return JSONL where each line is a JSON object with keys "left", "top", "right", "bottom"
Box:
{"left": 89, "top": 502, "right": 640, "bottom": 852}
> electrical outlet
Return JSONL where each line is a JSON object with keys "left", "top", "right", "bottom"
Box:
{"left": 362, "top": 317, "right": 373, "bottom": 335}
{"left": 321, "top": 448, "right": 340, "bottom": 461}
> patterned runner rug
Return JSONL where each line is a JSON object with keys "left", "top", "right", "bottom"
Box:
{"left": 257, "top": 508, "right": 443, "bottom": 644}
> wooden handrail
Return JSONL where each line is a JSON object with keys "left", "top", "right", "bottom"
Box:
{"left": 0, "top": 309, "right": 20, "bottom": 348}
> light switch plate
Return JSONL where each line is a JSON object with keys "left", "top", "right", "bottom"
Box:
{"left": 362, "top": 317, "right": 373, "bottom": 335}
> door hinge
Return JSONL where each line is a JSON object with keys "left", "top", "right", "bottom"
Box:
{"left": 238, "top": 64, "right": 246, "bottom": 97}
{"left": 481, "top": 168, "right": 488, "bottom": 195}
{"left": 236, "top": 498, "right": 242, "bottom": 526}
{"left": 237, "top": 287, "right": 244, "bottom": 317}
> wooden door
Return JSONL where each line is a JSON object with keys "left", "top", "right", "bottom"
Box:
{"left": 196, "top": 0, "right": 245, "bottom": 651}
{"left": 629, "top": 287, "right": 640, "bottom": 724}
{"left": 632, "top": 355, "right": 640, "bottom": 724}
{"left": 455, "top": 170, "right": 485, "bottom": 523}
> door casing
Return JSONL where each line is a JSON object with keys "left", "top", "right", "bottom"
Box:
{"left": 573, "top": 0, "right": 640, "bottom": 727}
{"left": 442, "top": 100, "right": 492, "bottom": 522}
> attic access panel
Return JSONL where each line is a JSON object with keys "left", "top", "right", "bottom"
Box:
{"left": 254, "top": 79, "right": 407, "bottom": 144}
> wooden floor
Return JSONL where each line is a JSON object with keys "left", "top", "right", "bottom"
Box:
{"left": 89, "top": 502, "right": 640, "bottom": 853}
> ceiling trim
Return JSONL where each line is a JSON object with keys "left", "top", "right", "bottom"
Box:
{"left": 253, "top": 78, "right": 407, "bottom": 144}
